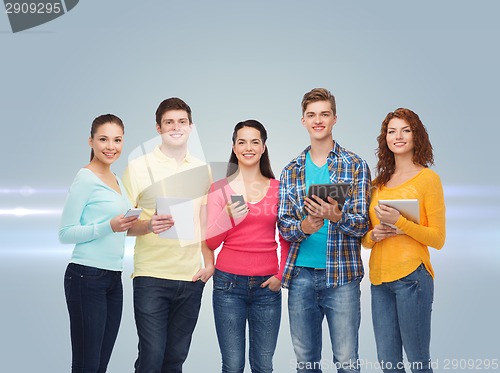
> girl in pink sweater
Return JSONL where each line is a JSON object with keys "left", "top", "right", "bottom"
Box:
{"left": 206, "top": 120, "right": 289, "bottom": 373}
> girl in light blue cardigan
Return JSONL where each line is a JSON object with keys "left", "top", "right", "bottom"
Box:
{"left": 59, "top": 114, "right": 138, "bottom": 373}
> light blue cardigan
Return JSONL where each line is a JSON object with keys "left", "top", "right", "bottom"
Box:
{"left": 59, "top": 168, "right": 132, "bottom": 271}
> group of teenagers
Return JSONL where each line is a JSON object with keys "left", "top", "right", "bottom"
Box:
{"left": 59, "top": 88, "right": 446, "bottom": 373}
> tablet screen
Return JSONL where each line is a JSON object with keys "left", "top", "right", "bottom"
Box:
{"left": 307, "top": 183, "right": 351, "bottom": 209}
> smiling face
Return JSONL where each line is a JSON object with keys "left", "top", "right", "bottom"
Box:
{"left": 386, "top": 117, "right": 415, "bottom": 156}
{"left": 232, "top": 126, "right": 265, "bottom": 168}
{"left": 88, "top": 122, "right": 124, "bottom": 165}
{"left": 301, "top": 100, "right": 337, "bottom": 142}
{"left": 156, "top": 109, "right": 192, "bottom": 148}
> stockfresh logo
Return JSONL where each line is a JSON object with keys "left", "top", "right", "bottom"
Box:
{"left": 4, "top": 0, "right": 79, "bottom": 33}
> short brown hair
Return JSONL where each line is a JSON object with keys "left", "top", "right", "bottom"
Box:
{"left": 155, "top": 97, "right": 192, "bottom": 125}
{"left": 301, "top": 88, "right": 336, "bottom": 116}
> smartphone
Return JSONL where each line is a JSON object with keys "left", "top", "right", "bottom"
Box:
{"left": 123, "top": 208, "right": 142, "bottom": 218}
{"left": 230, "top": 194, "right": 246, "bottom": 208}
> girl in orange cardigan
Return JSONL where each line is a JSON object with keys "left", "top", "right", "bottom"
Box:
{"left": 362, "top": 108, "right": 446, "bottom": 373}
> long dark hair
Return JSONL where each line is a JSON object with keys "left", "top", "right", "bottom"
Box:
{"left": 374, "top": 108, "right": 434, "bottom": 187}
{"left": 89, "top": 114, "right": 124, "bottom": 161}
{"left": 226, "top": 120, "right": 275, "bottom": 179}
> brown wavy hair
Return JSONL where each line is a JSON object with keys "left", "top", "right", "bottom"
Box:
{"left": 374, "top": 108, "right": 434, "bottom": 187}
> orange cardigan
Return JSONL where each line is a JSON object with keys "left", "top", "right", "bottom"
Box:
{"left": 362, "top": 168, "right": 446, "bottom": 285}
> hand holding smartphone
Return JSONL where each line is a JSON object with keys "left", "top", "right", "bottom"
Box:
{"left": 229, "top": 194, "right": 248, "bottom": 219}
{"left": 123, "top": 208, "right": 143, "bottom": 218}
{"left": 111, "top": 208, "right": 142, "bottom": 233}
{"left": 230, "top": 194, "right": 246, "bottom": 207}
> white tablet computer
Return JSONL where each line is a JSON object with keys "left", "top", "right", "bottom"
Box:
{"left": 378, "top": 199, "right": 419, "bottom": 234}
{"left": 156, "top": 196, "right": 194, "bottom": 241}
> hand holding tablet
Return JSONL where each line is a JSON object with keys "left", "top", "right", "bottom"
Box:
{"left": 307, "top": 183, "right": 351, "bottom": 210}
{"left": 378, "top": 199, "right": 420, "bottom": 234}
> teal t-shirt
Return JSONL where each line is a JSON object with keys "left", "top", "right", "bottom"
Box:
{"left": 296, "top": 152, "right": 329, "bottom": 268}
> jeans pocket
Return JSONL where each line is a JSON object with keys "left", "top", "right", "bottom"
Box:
{"left": 397, "top": 278, "right": 419, "bottom": 292}
{"left": 265, "top": 286, "right": 282, "bottom": 294}
{"left": 194, "top": 278, "right": 206, "bottom": 289}
{"left": 67, "top": 263, "right": 107, "bottom": 280}
{"left": 213, "top": 277, "right": 233, "bottom": 291}
{"left": 64, "top": 275, "right": 72, "bottom": 300}
{"left": 291, "top": 266, "right": 302, "bottom": 279}
{"left": 397, "top": 270, "right": 420, "bottom": 292}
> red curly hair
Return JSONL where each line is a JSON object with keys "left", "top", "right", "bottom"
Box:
{"left": 374, "top": 108, "right": 434, "bottom": 187}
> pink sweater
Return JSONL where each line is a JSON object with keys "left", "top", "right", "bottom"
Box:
{"left": 206, "top": 178, "right": 289, "bottom": 280}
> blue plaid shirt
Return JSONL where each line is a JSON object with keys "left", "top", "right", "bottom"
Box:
{"left": 278, "top": 142, "right": 371, "bottom": 288}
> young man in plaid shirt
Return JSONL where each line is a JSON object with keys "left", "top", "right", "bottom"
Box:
{"left": 278, "top": 88, "right": 371, "bottom": 373}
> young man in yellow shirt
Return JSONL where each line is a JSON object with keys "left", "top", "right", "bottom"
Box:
{"left": 123, "top": 97, "right": 214, "bottom": 373}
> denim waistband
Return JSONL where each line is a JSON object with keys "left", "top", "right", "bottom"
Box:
{"left": 214, "top": 268, "right": 274, "bottom": 282}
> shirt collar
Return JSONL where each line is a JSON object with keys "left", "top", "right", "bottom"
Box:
{"left": 295, "top": 141, "right": 341, "bottom": 167}
{"left": 153, "top": 144, "right": 194, "bottom": 164}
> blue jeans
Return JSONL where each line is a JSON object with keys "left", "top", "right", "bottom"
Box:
{"left": 64, "top": 263, "right": 123, "bottom": 373}
{"left": 371, "top": 264, "right": 434, "bottom": 373}
{"left": 213, "top": 269, "right": 282, "bottom": 373}
{"left": 133, "top": 276, "right": 205, "bottom": 373}
{"left": 288, "top": 267, "right": 361, "bottom": 373}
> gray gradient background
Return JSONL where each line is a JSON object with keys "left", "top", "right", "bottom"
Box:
{"left": 1, "top": 1, "right": 499, "bottom": 372}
